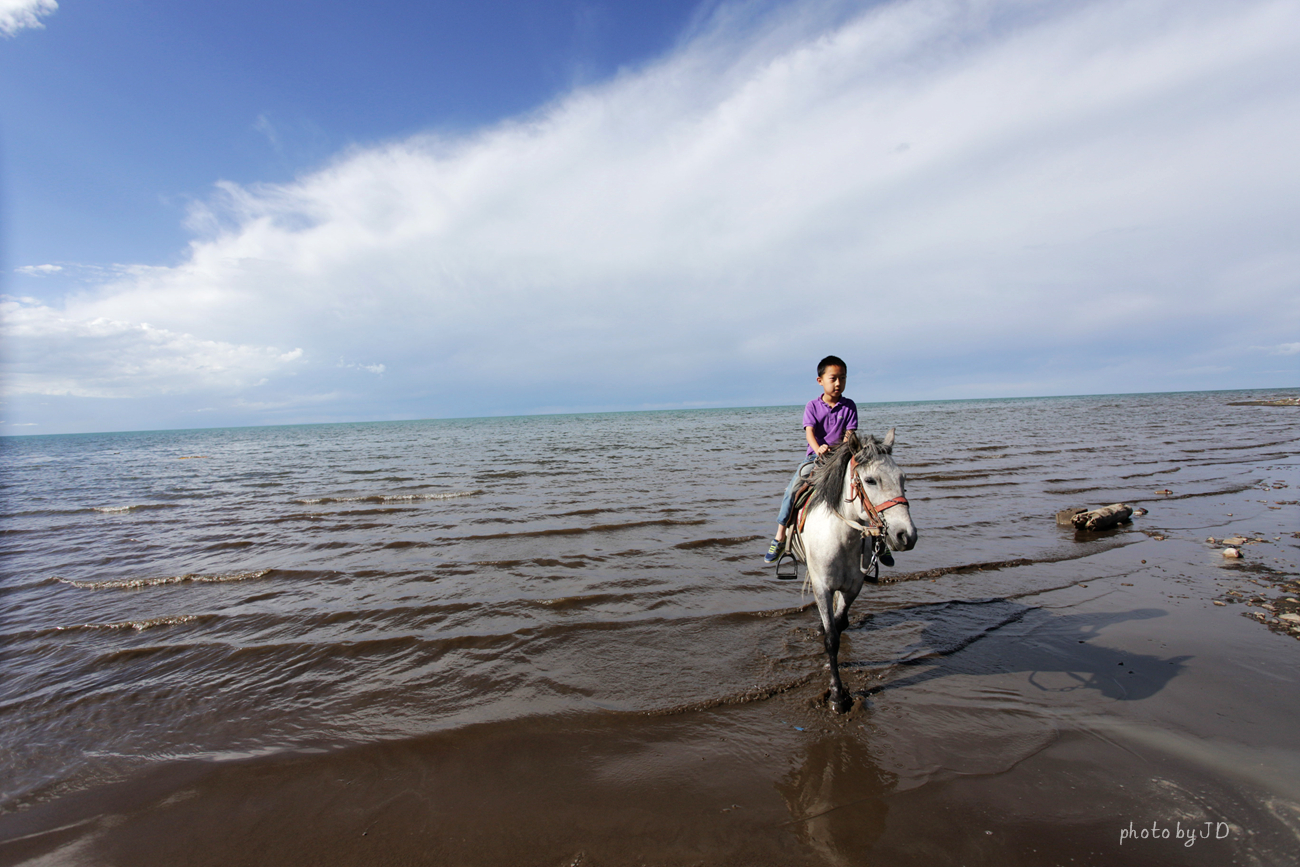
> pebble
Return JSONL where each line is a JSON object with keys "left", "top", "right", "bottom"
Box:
{"left": 1281, "top": 614, "right": 1300, "bottom": 623}
{"left": 1223, "top": 548, "right": 1242, "bottom": 558}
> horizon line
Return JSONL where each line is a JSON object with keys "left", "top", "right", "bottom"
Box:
{"left": 2, "top": 385, "right": 1295, "bottom": 439}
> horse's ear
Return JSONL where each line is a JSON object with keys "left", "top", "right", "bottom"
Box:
{"left": 843, "top": 431, "right": 861, "bottom": 452}
{"left": 882, "top": 427, "right": 895, "bottom": 453}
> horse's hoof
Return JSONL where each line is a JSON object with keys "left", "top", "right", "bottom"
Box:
{"left": 824, "top": 689, "right": 851, "bottom": 713}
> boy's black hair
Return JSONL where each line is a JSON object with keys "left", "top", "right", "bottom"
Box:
{"left": 817, "top": 355, "right": 847, "bottom": 377}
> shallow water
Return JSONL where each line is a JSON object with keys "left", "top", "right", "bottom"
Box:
{"left": 2, "top": 390, "right": 1298, "bottom": 865}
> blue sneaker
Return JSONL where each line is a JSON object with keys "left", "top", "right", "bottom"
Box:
{"left": 764, "top": 538, "right": 784, "bottom": 563}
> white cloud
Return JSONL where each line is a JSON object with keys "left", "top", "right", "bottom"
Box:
{"left": 14, "top": 264, "right": 63, "bottom": 275}
{"left": 6, "top": 0, "right": 1300, "bottom": 430}
{"left": 1271, "top": 342, "right": 1300, "bottom": 356}
{"left": 253, "top": 113, "right": 280, "bottom": 150}
{"left": 337, "top": 359, "right": 386, "bottom": 374}
{"left": 0, "top": 0, "right": 56, "bottom": 36}
{"left": 0, "top": 297, "right": 305, "bottom": 398}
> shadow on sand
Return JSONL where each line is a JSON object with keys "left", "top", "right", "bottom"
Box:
{"left": 845, "top": 598, "right": 1190, "bottom": 702}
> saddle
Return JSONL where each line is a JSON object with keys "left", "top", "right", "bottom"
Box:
{"left": 777, "top": 482, "right": 816, "bottom": 572}
{"left": 783, "top": 481, "right": 816, "bottom": 530}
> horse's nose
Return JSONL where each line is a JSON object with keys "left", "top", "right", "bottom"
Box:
{"left": 892, "top": 525, "right": 917, "bottom": 552}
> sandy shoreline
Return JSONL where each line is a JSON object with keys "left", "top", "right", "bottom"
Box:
{"left": 1225, "top": 397, "right": 1300, "bottom": 407}
{"left": 4, "top": 471, "right": 1297, "bottom": 867}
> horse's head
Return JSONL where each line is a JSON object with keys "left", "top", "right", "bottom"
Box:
{"left": 852, "top": 428, "right": 918, "bottom": 552}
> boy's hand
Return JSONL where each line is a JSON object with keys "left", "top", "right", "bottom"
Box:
{"left": 815, "top": 443, "right": 830, "bottom": 456}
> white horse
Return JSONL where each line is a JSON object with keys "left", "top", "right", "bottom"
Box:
{"left": 788, "top": 429, "right": 917, "bottom": 713}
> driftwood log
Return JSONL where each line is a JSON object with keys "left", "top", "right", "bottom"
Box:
{"left": 1070, "top": 503, "right": 1133, "bottom": 531}
{"left": 1055, "top": 507, "right": 1088, "bottom": 526}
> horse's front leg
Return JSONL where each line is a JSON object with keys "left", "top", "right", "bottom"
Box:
{"left": 815, "top": 586, "right": 851, "bottom": 714}
{"left": 833, "top": 589, "right": 850, "bottom": 634}
{"left": 834, "top": 571, "right": 864, "bottom": 634}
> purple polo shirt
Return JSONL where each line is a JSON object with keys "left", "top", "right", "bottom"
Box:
{"left": 804, "top": 396, "right": 858, "bottom": 455}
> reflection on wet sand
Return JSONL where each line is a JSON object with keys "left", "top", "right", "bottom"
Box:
{"left": 777, "top": 734, "right": 893, "bottom": 866}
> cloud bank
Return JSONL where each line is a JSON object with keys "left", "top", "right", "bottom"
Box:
{"left": 0, "top": 0, "right": 56, "bottom": 37}
{"left": 4, "top": 0, "right": 1299, "bottom": 433}
{"left": 2, "top": 297, "right": 304, "bottom": 398}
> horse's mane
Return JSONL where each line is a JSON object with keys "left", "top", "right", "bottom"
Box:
{"left": 807, "top": 432, "right": 890, "bottom": 513}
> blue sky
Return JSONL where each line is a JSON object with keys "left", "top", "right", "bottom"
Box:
{"left": 2, "top": 0, "right": 707, "bottom": 267}
{"left": 2, "top": 0, "right": 1298, "bottom": 435}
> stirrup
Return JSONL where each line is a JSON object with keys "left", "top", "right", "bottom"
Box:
{"left": 775, "top": 549, "right": 799, "bottom": 580}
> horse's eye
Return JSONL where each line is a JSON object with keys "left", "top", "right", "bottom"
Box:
{"left": 865, "top": 477, "right": 878, "bottom": 486}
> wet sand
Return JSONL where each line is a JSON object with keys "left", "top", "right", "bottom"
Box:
{"left": 4, "top": 480, "right": 1297, "bottom": 866}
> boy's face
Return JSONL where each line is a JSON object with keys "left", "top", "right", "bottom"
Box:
{"left": 818, "top": 365, "right": 846, "bottom": 402}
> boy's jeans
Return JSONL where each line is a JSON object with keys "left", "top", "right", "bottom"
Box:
{"left": 776, "top": 456, "right": 817, "bottom": 527}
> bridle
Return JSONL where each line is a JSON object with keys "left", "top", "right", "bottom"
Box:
{"left": 840, "top": 454, "right": 908, "bottom": 536}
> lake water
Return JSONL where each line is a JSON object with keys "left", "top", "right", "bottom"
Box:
{"left": 2, "top": 390, "right": 1298, "bottom": 866}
